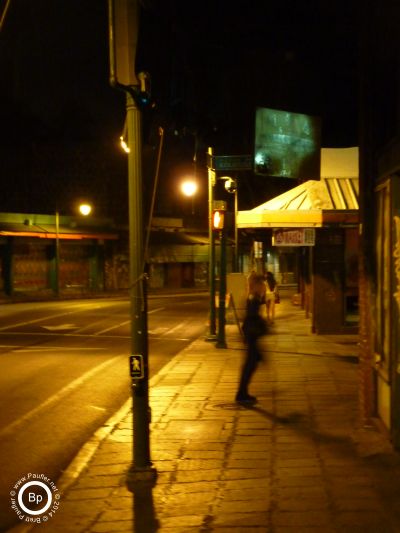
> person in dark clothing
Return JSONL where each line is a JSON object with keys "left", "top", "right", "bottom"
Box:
{"left": 235, "top": 273, "right": 268, "bottom": 404}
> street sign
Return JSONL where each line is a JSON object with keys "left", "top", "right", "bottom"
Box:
{"left": 213, "top": 200, "right": 227, "bottom": 210}
{"left": 208, "top": 154, "right": 253, "bottom": 171}
{"left": 272, "top": 228, "right": 316, "bottom": 246}
{"left": 129, "top": 354, "right": 144, "bottom": 379}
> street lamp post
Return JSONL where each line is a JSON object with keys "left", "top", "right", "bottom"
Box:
{"left": 216, "top": 223, "right": 227, "bottom": 348}
{"left": 207, "top": 147, "right": 217, "bottom": 340}
{"left": 108, "top": 0, "right": 156, "bottom": 489}
{"left": 54, "top": 203, "right": 92, "bottom": 295}
{"left": 221, "top": 177, "right": 239, "bottom": 272}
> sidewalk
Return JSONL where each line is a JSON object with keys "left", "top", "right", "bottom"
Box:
{"left": 11, "top": 299, "right": 400, "bottom": 532}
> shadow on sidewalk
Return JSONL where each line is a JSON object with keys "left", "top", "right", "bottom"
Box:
{"left": 214, "top": 400, "right": 354, "bottom": 448}
{"left": 131, "top": 484, "right": 159, "bottom": 533}
{"left": 250, "top": 404, "right": 353, "bottom": 446}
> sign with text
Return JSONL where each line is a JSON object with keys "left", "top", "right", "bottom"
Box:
{"left": 272, "top": 228, "right": 315, "bottom": 246}
{"left": 208, "top": 154, "right": 253, "bottom": 171}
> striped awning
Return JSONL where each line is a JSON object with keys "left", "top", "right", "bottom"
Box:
{"left": 238, "top": 178, "right": 359, "bottom": 229}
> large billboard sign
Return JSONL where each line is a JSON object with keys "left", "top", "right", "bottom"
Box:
{"left": 254, "top": 107, "right": 321, "bottom": 179}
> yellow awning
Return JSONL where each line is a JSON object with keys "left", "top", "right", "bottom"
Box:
{"left": 238, "top": 178, "right": 359, "bottom": 229}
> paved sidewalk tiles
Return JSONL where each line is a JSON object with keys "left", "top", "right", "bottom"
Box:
{"left": 13, "top": 299, "right": 400, "bottom": 532}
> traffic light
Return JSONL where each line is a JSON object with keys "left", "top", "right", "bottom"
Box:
{"left": 213, "top": 209, "right": 225, "bottom": 230}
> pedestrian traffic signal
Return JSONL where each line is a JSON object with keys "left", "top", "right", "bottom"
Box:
{"left": 213, "top": 209, "right": 225, "bottom": 230}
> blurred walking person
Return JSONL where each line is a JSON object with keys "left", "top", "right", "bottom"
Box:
{"left": 235, "top": 273, "right": 268, "bottom": 404}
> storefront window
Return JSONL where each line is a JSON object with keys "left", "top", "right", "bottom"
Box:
{"left": 265, "top": 248, "right": 298, "bottom": 285}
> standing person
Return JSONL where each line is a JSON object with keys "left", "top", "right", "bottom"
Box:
{"left": 265, "top": 271, "right": 278, "bottom": 323}
{"left": 235, "top": 273, "right": 268, "bottom": 404}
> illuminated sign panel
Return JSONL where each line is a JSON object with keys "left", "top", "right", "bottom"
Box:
{"left": 254, "top": 108, "right": 321, "bottom": 179}
{"left": 272, "top": 228, "right": 316, "bottom": 246}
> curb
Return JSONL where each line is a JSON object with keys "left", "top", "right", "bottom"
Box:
{"left": 6, "top": 332, "right": 207, "bottom": 533}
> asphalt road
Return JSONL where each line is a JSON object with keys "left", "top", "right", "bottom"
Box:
{"left": 0, "top": 292, "right": 209, "bottom": 532}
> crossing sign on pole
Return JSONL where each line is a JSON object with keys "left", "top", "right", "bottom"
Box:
{"left": 129, "top": 354, "right": 144, "bottom": 379}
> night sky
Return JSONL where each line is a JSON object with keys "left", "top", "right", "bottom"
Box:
{"left": 0, "top": 0, "right": 359, "bottom": 219}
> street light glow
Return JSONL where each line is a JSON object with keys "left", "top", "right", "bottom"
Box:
{"left": 181, "top": 180, "right": 198, "bottom": 197}
{"left": 79, "top": 203, "right": 92, "bottom": 216}
{"left": 120, "top": 136, "right": 130, "bottom": 153}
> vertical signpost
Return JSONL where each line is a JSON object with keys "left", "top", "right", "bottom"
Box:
{"left": 55, "top": 210, "right": 60, "bottom": 296}
{"left": 212, "top": 206, "right": 227, "bottom": 349}
{"left": 108, "top": 0, "right": 156, "bottom": 487}
{"left": 207, "top": 147, "right": 217, "bottom": 340}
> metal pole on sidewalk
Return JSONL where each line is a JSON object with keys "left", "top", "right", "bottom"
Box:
{"left": 207, "top": 147, "right": 217, "bottom": 340}
{"left": 108, "top": 0, "right": 156, "bottom": 488}
{"left": 234, "top": 185, "right": 239, "bottom": 272}
{"left": 126, "top": 91, "right": 156, "bottom": 484}
{"left": 216, "top": 225, "right": 227, "bottom": 348}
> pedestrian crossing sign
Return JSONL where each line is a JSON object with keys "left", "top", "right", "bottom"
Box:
{"left": 129, "top": 354, "right": 144, "bottom": 379}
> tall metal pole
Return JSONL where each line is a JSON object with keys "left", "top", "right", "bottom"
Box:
{"left": 216, "top": 226, "right": 227, "bottom": 348}
{"left": 207, "top": 147, "right": 217, "bottom": 339}
{"left": 108, "top": 0, "right": 156, "bottom": 488}
{"left": 55, "top": 210, "right": 60, "bottom": 296}
{"left": 125, "top": 91, "right": 156, "bottom": 486}
{"left": 234, "top": 186, "right": 239, "bottom": 272}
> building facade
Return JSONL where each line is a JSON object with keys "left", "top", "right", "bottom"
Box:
{"left": 0, "top": 214, "right": 210, "bottom": 299}
{"left": 358, "top": 2, "right": 400, "bottom": 447}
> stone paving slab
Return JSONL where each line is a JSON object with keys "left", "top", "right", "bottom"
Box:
{"left": 8, "top": 299, "right": 400, "bottom": 532}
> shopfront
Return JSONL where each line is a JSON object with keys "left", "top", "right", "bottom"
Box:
{"left": 238, "top": 177, "right": 359, "bottom": 334}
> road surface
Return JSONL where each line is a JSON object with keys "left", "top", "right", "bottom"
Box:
{"left": 0, "top": 292, "right": 208, "bottom": 531}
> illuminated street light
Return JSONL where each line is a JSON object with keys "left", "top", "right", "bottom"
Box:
{"left": 220, "top": 176, "right": 239, "bottom": 271}
{"left": 120, "top": 135, "right": 130, "bottom": 153}
{"left": 180, "top": 178, "right": 198, "bottom": 214}
{"left": 79, "top": 203, "right": 92, "bottom": 216}
{"left": 180, "top": 179, "right": 198, "bottom": 197}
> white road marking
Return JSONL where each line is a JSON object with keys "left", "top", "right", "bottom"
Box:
{"left": 151, "top": 337, "right": 190, "bottom": 341}
{"left": 0, "top": 345, "right": 23, "bottom": 348}
{"left": 95, "top": 320, "right": 131, "bottom": 336}
{"left": 14, "top": 346, "right": 107, "bottom": 353}
{"left": 163, "top": 320, "right": 188, "bottom": 336}
{"left": 41, "top": 324, "right": 79, "bottom": 331}
{"left": 0, "top": 331, "right": 131, "bottom": 339}
{"left": 93, "top": 307, "right": 164, "bottom": 336}
{"left": 148, "top": 307, "right": 166, "bottom": 314}
{"left": 0, "top": 305, "right": 97, "bottom": 331}
{"left": 89, "top": 405, "right": 107, "bottom": 411}
{"left": 148, "top": 327, "right": 169, "bottom": 335}
{"left": 0, "top": 355, "right": 123, "bottom": 438}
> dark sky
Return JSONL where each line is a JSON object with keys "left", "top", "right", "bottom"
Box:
{"left": 0, "top": 0, "right": 359, "bottom": 216}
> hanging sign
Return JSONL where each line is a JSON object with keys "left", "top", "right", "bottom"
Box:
{"left": 272, "top": 228, "right": 315, "bottom": 246}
